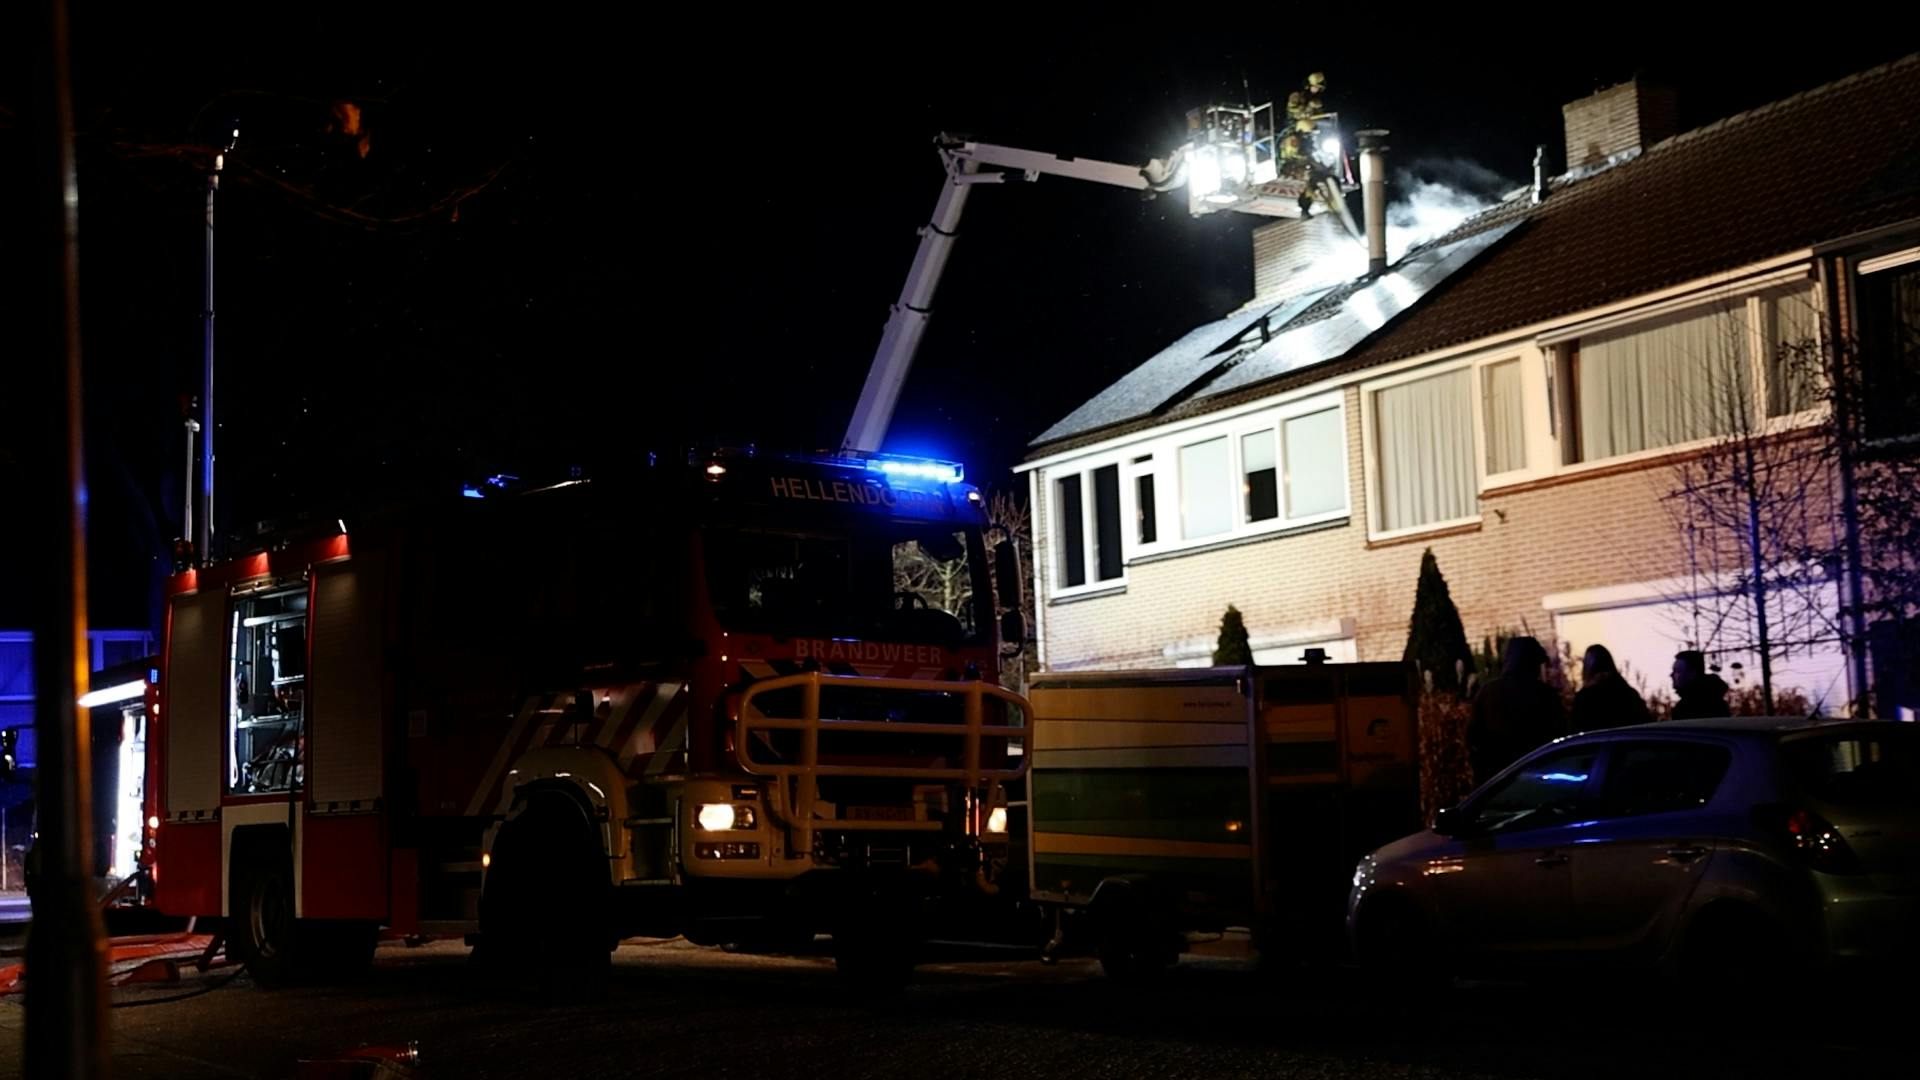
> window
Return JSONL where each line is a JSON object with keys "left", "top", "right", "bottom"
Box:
{"left": 1040, "top": 396, "right": 1346, "bottom": 577}
{"left": 1179, "top": 436, "right": 1233, "bottom": 539}
{"left": 1054, "top": 474, "right": 1085, "bottom": 587}
{"left": 1284, "top": 408, "right": 1343, "bottom": 518}
{"left": 1135, "top": 472, "right": 1157, "bottom": 544}
{"left": 1465, "top": 745, "right": 1601, "bottom": 835}
{"left": 1784, "top": 729, "right": 1920, "bottom": 806}
{"left": 1482, "top": 359, "right": 1525, "bottom": 474}
{"left": 1242, "top": 430, "right": 1278, "bottom": 522}
{"left": 1763, "top": 285, "right": 1823, "bottom": 417}
{"left": 1375, "top": 368, "right": 1476, "bottom": 532}
{"left": 1599, "top": 743, "right": 1732, "bottom": 817}
{"left": 228, "top": 587, "right": 307, "bottom": 794}
{"left": 703, "top": 523, "right": 990, "bottom": 645}
{"left": 1576, "top": 303, "right": 1751, "bottom": 461}
{"left": 1051, "top": 464, "right": 1124, "bottom": 590}
{"left": 1857, "top": 258, "right": 1920, "bottom": 440}
{"left": 1092, "top": 464, "right": 1122, "bottom": 581}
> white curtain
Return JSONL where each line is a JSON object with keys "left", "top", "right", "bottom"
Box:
{"left": 1482, "top": 359, "right": 1525, "bottom": 475}
{"left": 1284, "top": 408, "right": 1345, "bottom": 517}
{"left": 1579, "top": 303, "right": 1750, "bottom": 461}
{"left": 1764, "top": 285, "right": 1822, "bottom": 417}
{"left": 1179, "top": 436, "right": 1232, "bottom": 538}
{"left": 1376, "top": 369, "right": 1475, "bottom": 531}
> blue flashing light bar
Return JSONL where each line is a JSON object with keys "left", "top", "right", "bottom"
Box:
{"left": 460, "top": 473, "right": 522, "bottom": 500}
{"left": 863, "top": 455, "right": 964, "bottom": 483}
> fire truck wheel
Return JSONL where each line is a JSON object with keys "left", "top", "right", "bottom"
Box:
{"left": 479, "top": 789, "right": 615, "bottom": 986}
{"left": 232, "top": 845, "right": 301, "bottom": 988}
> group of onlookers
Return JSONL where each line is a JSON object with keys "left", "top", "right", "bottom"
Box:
{"left": 1465, "top": 637, "right": 1733, "bottom": 782}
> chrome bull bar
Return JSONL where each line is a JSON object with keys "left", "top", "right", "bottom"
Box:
{"left": 733, "top": 671, "right": 1030, "bottom": 858}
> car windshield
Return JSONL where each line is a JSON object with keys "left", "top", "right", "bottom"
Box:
{"left": 702, "top": 522, "right": 989, "bottom": 647}
{"left": 1784, "top": 728, "right": 1920, "bottom": 806}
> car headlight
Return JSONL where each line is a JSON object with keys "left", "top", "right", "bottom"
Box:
{"left": 1352, "top": 856, "right": 1374, "bottom": 889}
{"left": 695, "top": 803, "right": 755, "bottom": 831}
{"left": 985, "top": 807, "right": 1008, "bottom": 834}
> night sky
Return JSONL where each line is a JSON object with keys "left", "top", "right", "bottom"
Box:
{"left": 1, "top": 14, "right": 1908, "bottom": 631}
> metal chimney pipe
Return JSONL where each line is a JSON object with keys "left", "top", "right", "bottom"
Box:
{"left": 1357, "top": 129, "right": 1390, "bottom": 276}
{"left": 1532, "top": 144, "right": 1548, "bottom": 204}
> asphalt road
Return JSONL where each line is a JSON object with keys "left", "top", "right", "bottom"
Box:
{"left": 1, "top": 934, "right": 1911, "bottom": 1079}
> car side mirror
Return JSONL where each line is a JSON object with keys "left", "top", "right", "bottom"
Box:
{"left": 1432, "top": 805, "right": 1466, "bottom": 837}
{"left": 993, "top": 537, "right": 1023, "bottom": 612}
{"left": 1000, "top": 610, "right": 1027, "bottom": 648}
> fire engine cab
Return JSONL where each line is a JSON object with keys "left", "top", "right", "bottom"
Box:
{"left": 145, "top": 450, "right": 1030, "bottom": 985}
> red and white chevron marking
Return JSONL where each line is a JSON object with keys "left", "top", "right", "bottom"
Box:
{"left": 464, "top": 681, "right": 689, "bottom": 816}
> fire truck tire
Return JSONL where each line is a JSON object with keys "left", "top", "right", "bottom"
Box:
{"left": 231, "top": 843, "right": 301, "bottom": 988}
{"left": 479, "top": 789, "right": 615, "bottom": 986}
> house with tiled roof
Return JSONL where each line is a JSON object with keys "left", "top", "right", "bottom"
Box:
{"left": 1017, "top": 58, "right": 1920, "bottom": 708}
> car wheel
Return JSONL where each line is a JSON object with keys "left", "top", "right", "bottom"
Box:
{"left": 1680, "top": 904, "right": 1792, "bottom": 1000}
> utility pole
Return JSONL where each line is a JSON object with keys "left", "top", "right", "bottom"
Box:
{"left": 199, "top": 126, "right": 234, "bottom": 562}
{"left": 26, "top": 0, "right": 112, "bottom": 1074}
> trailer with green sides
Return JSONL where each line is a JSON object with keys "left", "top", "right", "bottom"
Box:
{"left": 1027, "top": 662, "right": 1419, "bottom": 975}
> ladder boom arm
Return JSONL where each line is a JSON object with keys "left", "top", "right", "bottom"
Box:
{"left": 841, "top": 138, "right": 1173, "bottom": 454}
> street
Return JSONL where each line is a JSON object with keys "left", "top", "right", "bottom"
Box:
{"left": 2, "top": 933, "right": 1909, "bottom": 1079}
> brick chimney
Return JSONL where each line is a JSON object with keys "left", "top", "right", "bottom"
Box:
{"left": 1561, "top": 79, "right": 1678, "bottom": 169}
{"left": 1251, "top": 214, "right": 1355, "bottom": 303}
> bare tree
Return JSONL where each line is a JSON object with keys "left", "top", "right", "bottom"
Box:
{"left": 1656, "top": 291, "right": 1845, "bottom": 713}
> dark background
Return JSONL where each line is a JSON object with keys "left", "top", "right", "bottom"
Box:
{"left": 2, "top": 11, "right": 1909, "bottom": 632}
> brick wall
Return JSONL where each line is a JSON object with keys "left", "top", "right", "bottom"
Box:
{"left": 1251, "top": 215, "right": 1355, "bottom": 302}
{"left": 1562, "top": 80, "right": 1679, "bottom": 169}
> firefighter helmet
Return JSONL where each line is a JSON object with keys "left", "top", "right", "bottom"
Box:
{"left": 1307, "top": 72, "right": 1326, "bottom": 90}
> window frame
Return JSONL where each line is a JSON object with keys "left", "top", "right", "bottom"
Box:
{"left": 1047, "top": 452, "right": 1132, "bottom": 598}
{"left": 1546, "top": 276, "right": 1830, "bottom": 470}
{"left": 1851, "top": 245, "right": 1920, "bottom": 447}
{"left": 1042, "top": 391, "right": 1349, "bottom": 597}
{"left": 1593, "top": 739, "right": 1735, "bottom": 820}
{"left": 1362, "top": 358, "right": 1485, "bottom": 540}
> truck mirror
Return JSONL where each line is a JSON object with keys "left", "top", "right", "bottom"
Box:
{"left": 992, "top": 538, "right": 1022, "bottom": 612}
{"left": 0, "top": 729, "right": 15, "bottom": 779}
{"left": 1000, "top": 610, "right": 1027, "bottom": 648}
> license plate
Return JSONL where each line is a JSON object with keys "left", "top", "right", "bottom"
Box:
{"left": 845, "top": 805, "right": 916, "bottom": 822}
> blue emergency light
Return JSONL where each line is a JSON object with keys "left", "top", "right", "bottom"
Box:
{"left": 863, "top": 455, "right": 964, "bottom": 483}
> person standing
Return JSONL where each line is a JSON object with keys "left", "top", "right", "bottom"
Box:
{"left": 1571, "top": 644, "right": 1651, "bottom": 731}
{"left": 1468, "top": 636, "right": 1567, "bottom": 783}
{"left": 1670, "top": 650, "right": 1731, "bottom": 720}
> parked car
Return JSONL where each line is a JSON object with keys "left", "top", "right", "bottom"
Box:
{"left": 1348, "top": 717, "right": 1919, "bottom": 985}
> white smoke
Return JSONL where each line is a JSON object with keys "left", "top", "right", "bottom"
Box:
{"left": 1294, "top": 160, "right": 1508, "bottom": 288}
{"left": 1385, "top": 178, "right": 1492, "bottom": 262}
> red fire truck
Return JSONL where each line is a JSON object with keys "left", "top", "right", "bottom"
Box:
{"left": 143, "top": 450, "right": 1030, "bottom": 985}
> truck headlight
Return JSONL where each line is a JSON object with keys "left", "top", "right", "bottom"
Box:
{"left": 986, "top": 807, "right": 1008, "bottom": 834}
{"left": 695, "top": 804, "right": 756, "bottom": 831}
